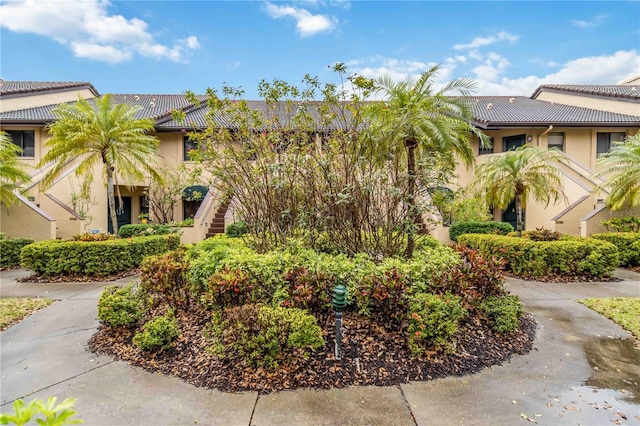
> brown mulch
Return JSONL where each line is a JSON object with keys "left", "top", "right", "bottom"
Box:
{"left": 88, "top": 309, "right": 537, "bottom": 394}
{"left": 17, "top": 268, "right": 140, "bottom": 283}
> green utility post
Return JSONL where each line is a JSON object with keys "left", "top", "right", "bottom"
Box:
{"left": 332, "top": 283, "right": 347, "bottom": 360}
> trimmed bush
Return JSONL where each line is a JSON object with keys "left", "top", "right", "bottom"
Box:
{"left": 98, "top": 284, "right": 145, "bottom": 327}
{"left": 188, "top": 236, "right": 460, "bottom": 315}
{"left": 140, "top": 246, "right": 191, "bottom": 308}
{"left": 601, "top": 217, "right": 640, "bottom": 233}
{"left": 119, "top": 223, "right": 181, "bottom": 238}
{"left": 133, "top": 310, "right": 179, "bottom": 351}
{"left": 407, "top": 293, "right": 467, "bottom": 355}
{"left": 208, "top": 304, "right": 324, "bottom": 369}
{"left": 225, "top": 221, "right": 248, "bottom": 237}
{"left": 479, "top": 295, "right": 524, "bottom": 333}
{"left": 458, "top": 234, "right": 619, "bottom": 279}
{"left": 449, "top": 221, "right": 514, "bottom": 242}
{"left": 0, "top": 238, "right": 34, "bottom": 268}
{"left": 72, "top": 232, "right": 113, "bottom": 242}
{"left": 592, "top": 232, "right": 640, "bottom": 267}
{"left": 20, "top": 234, "right": 180, "bottom": 276}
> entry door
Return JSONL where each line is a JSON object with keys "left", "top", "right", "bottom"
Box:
{"left": 501, "top": 200, "right": 523, "bottom": 230}
{"left": 504, "top": 134, "right": 526, "bottom": 151}
{"left": 108, "top": 196, "right": 132, "bottom": 233}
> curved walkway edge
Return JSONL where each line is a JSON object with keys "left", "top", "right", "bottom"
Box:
{"left": 1, "top": 268, "right": 639, "bottom": 425}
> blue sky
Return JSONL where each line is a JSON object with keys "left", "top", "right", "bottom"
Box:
{"left": 1, "top": 1, "right": 639, "bottom": 98}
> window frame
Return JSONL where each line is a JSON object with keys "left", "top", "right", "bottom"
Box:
{"left": 596, "top": 132, "right": 626, "bottom": 156}
{"left": 7, "top": 130, "right": 35, "bottom": 157}
{"left": 183, "top": 135, "right": 197, "bottom": 161}
{"left": 547, "top": 132, "right": 565, "bottom": 152}
{"left": 478, "top": 136, "right": 494, "bottom": 155}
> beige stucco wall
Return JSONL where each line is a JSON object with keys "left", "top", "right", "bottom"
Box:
{"left": 534, "top": 91, "right": 640, "bottom": 116}
{"left": 581, "top": 205, "right": 640, "bottom": 237}
{"left": 0, "top": 89, "right": 96, "bottom": 113}
{"left": 0, "top": 198, "right": 56, "bottom": 241}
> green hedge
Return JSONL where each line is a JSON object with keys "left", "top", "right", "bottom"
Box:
{"left": 187, "top": 235, "right": 461, "bottom": 312}
{"left": 458, "top": 234, "right": 619, "bottom": 279}
{"left": 118, "top": 224, "right": 181, "bottom": 238}
{"left": 591, "top": 232, "right": 640, "bottom": 267}
{"left": 0, "top": 238, "right": 34, "bottom": 268}
{"left": 449, "top": 221, "right": 514, "bottom": 242}
{"left": 20, "top": 235, "right": 180, "bottom": 276}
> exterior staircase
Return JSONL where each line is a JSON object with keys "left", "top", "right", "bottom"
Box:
{"left": 206, "top": 199, "right": 231, "bottom": 238}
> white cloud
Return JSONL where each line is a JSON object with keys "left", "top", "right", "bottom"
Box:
{"left": 264, "top": 2, "right": 337, "bottom": 37}
{"left": 346, "top": 57, "right": 457, "bottom": 95}
{"left": 453, "top": 31, "right": 519, "bottom": 51}
{"left": 0, "top": 0, "right": 199, "bottom": 63}
{"left": 345, "top": 50, "right": 639, "bottom": 98}
{"left": 70, "top": 42, "right": 132, "bottom": 64}
{"left": 471, "top": 49, "right": 640, "bottom": 95}
{"left": 471, "top": 53, "right": 510, "bottom": 82}
{"left": 571, "top": 14, "right": 608, "bottom": 28}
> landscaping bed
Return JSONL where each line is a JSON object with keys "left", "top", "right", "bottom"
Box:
{"left": 88, "top": 308, "right": 536, "bottom": 393}
{"left": 87, "top": 236, "right": 537, "bottom": 394}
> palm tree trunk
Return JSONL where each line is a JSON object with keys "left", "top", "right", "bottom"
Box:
{"left": 106, "top": 165, "right": 119, "bottom": 236}
{"left": 515, "top": 193, "right": 524, "bottom": 236}
{"left": 404, "top": 139, "right": 417, "bottom": 259}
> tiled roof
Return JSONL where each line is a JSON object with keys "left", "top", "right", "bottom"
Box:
{"left": 469, "top": 96, "right": 640, "bottom": 128}
{"left": 2, "top": 93, "right": 639, "bottom": 129}
{"left": 0, "top": 80, "right": 99, "bottom": 97}
{"left": 110, "top": 94, "right": 208, "bottom": 120}
{"left": 156, "top": 100, "right": 356, "bottom": 131}
{"left": 0, "top": 94, "right": 208, "bottom": 123}
{"left": 531, "top": 85, "right": 640, "bottom": 101}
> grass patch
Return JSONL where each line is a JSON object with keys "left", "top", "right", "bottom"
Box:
{"left": 578, "top": 297, "right": 640, "bottom": 340}
{"left": 0, "top": 298, "right": 54, "bottom": 331}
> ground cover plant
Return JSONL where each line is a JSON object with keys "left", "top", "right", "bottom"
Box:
{"left": 89, "top": 236, "right": 536, "bottom": 393}
{"left": 0, "top": 298, "right": 54, "bottom": 331}
{"left": 578, "top": 298, "right": 640, "bottom": 341}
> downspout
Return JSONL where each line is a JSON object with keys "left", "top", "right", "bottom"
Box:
{"left": 536, "top": 125, "right": 553, "bottom": 147}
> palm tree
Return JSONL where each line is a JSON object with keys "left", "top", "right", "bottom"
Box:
{"left": 472, "top": 145, "right": 568, "bottom": 233}
{"left": 0, "top": 132, "right": 31, "bottom": 209}
{"left": 595, "top": 132, "right": 640, "bottom": 210}
{"left": 364, "top": 65, "right": 489, "bottom": 258}
{"left": 39, "top": 95, "right": 162, "bottom": 236}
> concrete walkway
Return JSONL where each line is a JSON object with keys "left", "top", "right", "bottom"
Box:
{"left": 1, "top": 268, "right": 639, "bottom": 425}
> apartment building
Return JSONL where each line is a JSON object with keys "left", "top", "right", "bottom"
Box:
{"left": 1, "top": 77, "right": 638, "bottom": 242}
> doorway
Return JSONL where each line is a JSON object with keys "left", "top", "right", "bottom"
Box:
{"left": 501, "top": 200, "right": 523, "bottom": 230}
{"left": 107, "top": 196, "right": 132, "bottom": 233}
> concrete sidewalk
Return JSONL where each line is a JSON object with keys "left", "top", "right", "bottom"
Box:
{"left": 1, "top": 269, "right": 639, "bottom": 425}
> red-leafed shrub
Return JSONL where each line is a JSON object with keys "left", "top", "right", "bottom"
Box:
{"left": 431, "top": 245, "right": 506, "bottom": 304}
{"left": 280, "top": 266, "right": 334, "bottom": 313}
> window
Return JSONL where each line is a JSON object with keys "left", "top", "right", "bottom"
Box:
{"left": 597, "top": 132, "right": 625, "bottom": 156}
{"left": 503, "top": 134, "right": 525, "bottom": 151}
{"left": 183, "top": 136, "right": 197, "bottom": 161}
{"left": 548, "top": 132, "right": 564, "bottom": 151}
{"left": 7, "top": 130, "right": 35, "bottom": 157}
{"left": 479, "top": 137, "right": 494, "bottom": 155}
